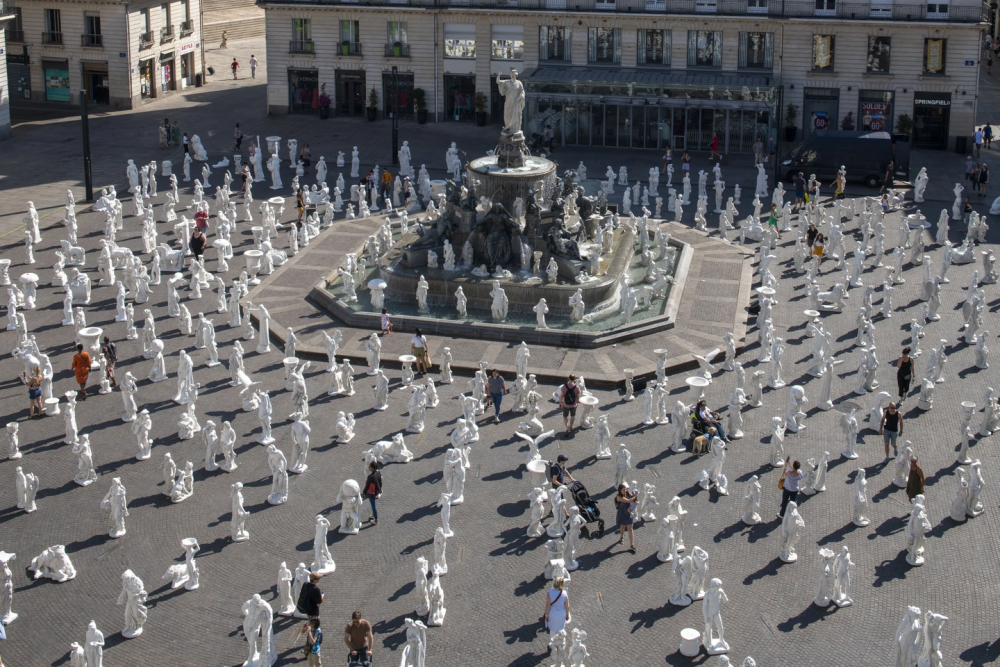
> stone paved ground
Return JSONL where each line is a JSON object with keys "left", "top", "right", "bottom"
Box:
{"left": 1, "top": 123, "right": 1000, "bottom": 667}
{"left": 2, "top": 36, "right": 1000, "bottom": 667}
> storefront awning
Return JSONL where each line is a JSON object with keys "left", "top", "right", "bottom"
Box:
{"left": 523, "top": 66, "right": 773, "bottom": 88}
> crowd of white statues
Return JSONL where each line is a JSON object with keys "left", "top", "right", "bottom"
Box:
{"left": 6, "top": 130, "right": 992, "bottom": 667}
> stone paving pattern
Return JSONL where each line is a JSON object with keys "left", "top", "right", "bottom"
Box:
{"left": 1, "top": 36, "right": 1000, "bottom": 667}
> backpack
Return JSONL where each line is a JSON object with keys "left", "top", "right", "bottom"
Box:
{"left": 562, "top": 384, "right": 578, "bottom": 406}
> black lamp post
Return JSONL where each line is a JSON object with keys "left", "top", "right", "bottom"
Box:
{"left": 81, "top": 89, "right": 94, "bottom": 202}
{"left": 391, "top": 65, "right": 399, "bottom": 165}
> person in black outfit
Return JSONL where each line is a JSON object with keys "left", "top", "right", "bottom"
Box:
{"left": 363, "top": 462, "right": 382, "bottom": 526}
{"left": 879, "top": 402, "right": 903, "bottom": 461}
{"left": 895, "top": 346, "right": 915, "bottom": 402}
{"left": 806, "top": 223, "right": 818, "bottom": 248}
{"left": 190, "top": 227, "right": 207, "bottom": 261}
{"left": 101, "top": 336, "right": 118, "bottom": 388}
{"left": 297, "top": 572, "right": 325, "bottom": 619}
{"left": 550, "top": 454, "right": 576, "bottom": 489}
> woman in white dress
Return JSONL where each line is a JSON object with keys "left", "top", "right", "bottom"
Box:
{"left": 543, "top": 577, "right": 570, "bottom": 641}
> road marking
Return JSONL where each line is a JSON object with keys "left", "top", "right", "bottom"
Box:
{"left": 457, "top": 546, "right": 465, "bottom": 565}
{"left": 596, "top": 591, "right": 605, "bottom": 611}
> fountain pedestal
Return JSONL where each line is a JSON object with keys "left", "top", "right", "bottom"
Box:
{"left": 496, "top": 130, "right": 528, "bottom": 169}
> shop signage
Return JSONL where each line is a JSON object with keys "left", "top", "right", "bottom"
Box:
{"left": 860, "top": 102, "right": 889, "bottom": 131}
{"left": 925, "top": 39, "right": 943, "bottom": 72}
{"left": 812, "top": 110, "right": 829, "bottom": 130}
{"left": 914, "top": 97, "right": 950, "bottom": 106}
{"left": 180, "top": 42, "right": 195, "bottom": 54}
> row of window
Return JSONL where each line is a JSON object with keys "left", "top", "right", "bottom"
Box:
{"left": 10, "top": 4, "right": 191, "bottom": 44}
{"left": 286, "top": 19, "right": 950, "bottom": 74}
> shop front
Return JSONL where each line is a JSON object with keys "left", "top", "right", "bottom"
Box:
{"left": 140, "top": 58, "right": 156, "bottom": 100}
{"left": 522, "top": 68, "right": 776, "bottom": 152}
{"left": 858, "top": 90, "right": 894, "bottom": 133}
{"left": 82, "top": 62, "right": 109, "bottom": 104}
{"left": 42, "top": 59, "right": 70, "bottom": 102}
{"left": 288, "top": 68, "right": 319, "bottom": 113}
{"left": 160, "top": 52, "right": 176, "bottom": 93}
{"left": 336, "top": 69, "right": 366, "bottom": 116}
{"left": 382, "top": 71, "right": 414, "bottom": 119}
{"left": 444, "top": 74, "right": 475, "bottom": 122}
{"left": 913, "top": 91, "right": 950, "bottom": 150}
{"left": 803, "top": 87, "right": 839, "bottom": 134}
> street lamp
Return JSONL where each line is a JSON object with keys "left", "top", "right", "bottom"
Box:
{"left": 391, "top": 65, "right": 399, "bottom": 165}
{"left": 80, "top": 89, "right": 94, "bottom": 202}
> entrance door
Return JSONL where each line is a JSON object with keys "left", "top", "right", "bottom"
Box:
{"left": 340, "top": 80, "right": 364, "bottom": 115}
{"left": 686, "top": 109, "right": 701, "bottom": 151}
{"left": 88, "top": 71, "right": 109, "bottom": 104}
{"left": 672, "top": 109, "right": 686, "bottom": 150}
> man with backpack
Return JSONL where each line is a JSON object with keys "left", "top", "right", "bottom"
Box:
{"left": 559, "top": 375, "right": 581, "bottom": 435}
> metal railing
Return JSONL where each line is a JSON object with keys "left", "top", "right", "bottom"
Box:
{"left": 338, "top": 41, "right": 362, "bottom": 55}
{"left": 180, "top": 19, "right": 194, "bottom": 36}
{"left": 6, "top": 29, "right": 24, "bottom": 42}
{"left": 385, "top": 43, "right": 410, "bottom": 56}
{"left": 139, "top": 31, "right": 154, "bottom": 47}
{"left": 41, "top": 30, "right": 63, "bottom": 44}
{"left": 290, "top": 39, "right": 315, "bottom": 53}
{"left": 260, "top": 0, "right": 987, "bottom": 21}
{"left": 81, "top": 33, "right": 103, "bottom": 46}
{"left": 0, "top": 0, "right": 14, "bottom": 17}
{"left": 161, "top": 25, "right": 174, "bottom": 41}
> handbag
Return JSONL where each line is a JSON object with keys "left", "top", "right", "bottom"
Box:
{"left": 778, "top": 475, "right": 785, "bottom": 490}
{"left": 364, "top": 480, "right": 378, "bottom": 496}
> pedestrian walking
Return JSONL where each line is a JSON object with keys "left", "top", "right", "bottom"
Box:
{"left": 880, "top": 161, "right": 894, "bottom": 194}
{"left": 249, "top": 54, "right": 258, "bottom": 79}
{"left": 231, "top": 57, "right": 239, "bottom": 80}
{"left": 240, "top": 162, "right": 250, "bottom": 194}
{"left": 988, "top": 51, "right": 993, "bottom": 75}
{"left": 558, "top": 374, "right": 581, "bottom": 434}
{"left": 812, "top": 233, "right": 826, "bottom": 263}
{"left": 296, "top": 188, "right": 305, "bottom": 224}
{"left": 793, "top": 172, "right": 806, "bottom": 210}
{"left": 806, "top": 223, "right": 818, "bottom": 248}
{"left": 381, "top": 168, "right": 393, "bottom": 201}
{"left": 101, "top": 336, "right": 117, "bottom": 388}
{"left": 710, "top": 132, "right": 721, "bottom": 160}
{"left": 158, "top": 123, "right": 168, "bottom": 149}
{"left": 879, "top": 402, "right": 903, "bottom": 461}
{"left": 380, "top": 308, "right": 392, "bottom": 335}
{"left": 410, "top": 328, "right": 429, "bottom": 373}
{"left": 985, "top": 122, "right": 993, "bottom": 149}
{"left": 778, "top": 459, "right": 803, "bottom": 518}
{"left": 662, "top": 146, "right": 672, "bottom": 175}
{"left": 895, "top": 345, "right": 915, "bottom": 402}
{"left": 300, "top": 143, "right": 311, "bottom": 169}
{"left": 681, "top": 151, "right": 691, "bottom": 177}
{"left": 543, "top": 578, "right": 570, "bottom": 643}
{"left": 303, "top": 619, "right": 322, "bottom": 667}
{"left": 171, "top": 121, "right": 180, "bottom": 147}
{"left": 194, "top": 206, "right": 209, "bottom": 233}
{"left": 614, "top": 483, "right": 637, "bottom": 552}
{"left": 344, "top": 612, "right": 373, "bottom": 664}
{"left": 979, "top": 163, "right": 989, "bottom": 196}
{"left": 487, "top": 369, "right": 507, "bottom": 423}
{"left": 72, "top": 343, "right": 91, "bottom": 400}
{"left": 234, "top": 123, "right": 243, "bottom": 151}
{"left": 296, "top": 572, "right": 325, "bottom": 619}
{"left": 752, "top": 137, "right": 764, "bottom": 165}
{"left": 767, "top": 203, "right": 780, "bottom": 239}
{"left": 23, "top": 366, "right": 43, "bottom": 418}
{"left": 363, "top": 461, "right": 382, "bottom": 525}
{"left": 182, "top": 132, "right": 190, "bottom": 154}
{"left": 974, "top": 127, "right": 984, "bottom": 157}
{"left": 220, "top": 30, "right": 228, "bottom": 49}
{"left": 190, "top": 225, "right": 207, "bottom": 261}
{"left": 965, "top": 155, "right": 975, "bottom": 181}
{"left": 906, "top": 458, "right": 925, "bottom": 503}
{"left": 830, "top": 171, "right": 845, "bottom": 200}
{"left": 542, "top": 124, "right": 555, "bottom": 153}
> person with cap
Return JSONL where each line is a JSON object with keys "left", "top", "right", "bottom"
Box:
{"left": 550, "top": 454, "right": 575, "bottom": 489}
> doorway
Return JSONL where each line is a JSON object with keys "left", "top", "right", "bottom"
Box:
{"left": 336, "top": 70, "right": 366, "bottom": 116}
{"left": 87, "top": 70, "right": 109, "bottom": 104}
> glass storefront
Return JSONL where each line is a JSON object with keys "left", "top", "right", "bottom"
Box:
{"left": 288, "top": 69, "right": 319, "bottom": 114}
{"left": 336, "top": 69, "right": 366, "bottom": 116}
{"left": 42, "top": 60, "right": 70, "bottom": 102}
{"left": 913, "top": 92, "right": 951, "bottom": 150}
{"left": 803, "top": 87, "right": 839, "bottom": 134}
{"left": 858, "top": 90, "right": 894, "bottom": 133}
{"left": 382, "top": 72, "right": 414, "bottom": 119}
{"left": 444, "top": 74, "right": 475, "bottom": 122}
{"left": 160, "top": 53, "right": 175, "bottom": 93}
{"left": 139, "top": 58, "right": 155, "bottom": 100}
{"left": 522, "top": 69, "right": 775, "bottom": 152}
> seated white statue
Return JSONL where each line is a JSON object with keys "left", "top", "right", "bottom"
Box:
{"left": 29, "top": 544, "right": 77, "bottom": 582}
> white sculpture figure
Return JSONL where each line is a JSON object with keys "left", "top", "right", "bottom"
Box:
{"left": 338, "top": 359, "right": 356, "bottom": 396}
{"left": 490, "top": 280, "right": 509, "bottom": 322}
{"left": 170, "top": 460, "right": 195, "bottom": 503}
{"left": 257, "top": 390, "right": 274, "bottom": 444}
{"left": 71, "top": 435, "right": 98, "bottom": 486}
{"left": 700, "top": 437, "right": 728, "bottom": 495}
{"left": 656, "top": 515, "right": 679, "bottom": 562}
{"left": 613, "top": 443, "right": 632, "bottom": 489}
{"left": 968, "top": 459, "right": 985, "bottom": 517}
{"left": 100, "top": 477, "right": 129, "bottom": 538}
{"left": 850, "top": 467, "right": 872, "bottom": 526}
{"left": 767, "top": 337, "right": 785, "bottom": 389}
{"left": 372, "top": 370, "right": 391, "bottom": 411}
{"left": 444, "top": 447, "right": 466, "bottom": 504}
{"left": 639, "top": 482, "right": 659, "bottom": 521}
{"left": 28, "top": 544, "right": 76, "bottom": 582}
{"left": 906, "top": 495, "right": 932, "bottom": 566}
{"left": 241, "top": 594, "right": 276, "bottom": 667}
{"left": 952, "top": 182, "right": 964, "bottom": 220}
{"left": 336, "top": 479, "right": 363, "bottom": 534}
{"left": 785, "top": 385, "right": 807, "bottom": 432}
{"left": 306, "top": 514, "right": 336, "bottom": 574}
{"left": 321, "top": 329, "right": 343, "bottom": 372}
{"left": 779, "top": 501, "right": 804, "bottom": 562}
{"left": 700, "top": 578, "right": 730, "bottom": 655}
{"left": 593, "top": 414, "right": 612, "bottom": 459}
{"left": 117, "top": 569, "right": 148, "bottom": 638}
{"left": 528, "top": 487, "right": 550, "bottom": 538}
{"left": 838, "top": 408, "right": 860, "bottom": 459}
{"left": 533, "top": 298, "right": 549, "bottom": 329}
{"left": 423, "top": 569, "right": 447, "bottom": 628}
{"left": 266, "top": 445, "right": 289, "bottom": 505}
{"left": 365, "top": 332, "right": 382, "bottom": 375}
{"left": 740, "top": 475, "right": 763, "bottom": 525}
{"left": 6, "top": 422, "right": 20, "bottom": 460}
{"left": 431, "top": 524, "right": 450, "bottom": 577}
{"left": 163, "top": 538, "right": 202, "bottom": 592}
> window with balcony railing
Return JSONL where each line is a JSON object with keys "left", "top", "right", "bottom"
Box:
{"left": 385, "top": 43, "right": 410, "bottom": 57}
{"left": 81, "top": 33, "right": 103, "bottom": 46}
{"left": 290, "top": 39, "right": 314, "bottom": 53}
{"left": 339, "top": 19, "right": 361, "bottom": 55}
{"left": 7, "top": 29, "right": 24, "bottom": 42}
{"left": 43, "top": 8, "right": 62, "bottom": 44}
{"left": 42, "top": 30, "right": 63, "bottom": 44}
{"left": 539, "top": 26, "right": 571, "bottom": 61}
{"left": 6, "top": 6, "right": 23, "bottom": 41}
{"left": 180, "top": 19, "right": 193, "bottom": 36}
{"left": 386, "top": 22, "right": 409, "bottom": 56}
{"left": 637, "top": 28, "right": 670, "bottom": 66}
{"left": 139, "top": 31, "right": 154, "bottom": 47}
{"left": 160, "top": 25, "right": 174, "bottom": 41}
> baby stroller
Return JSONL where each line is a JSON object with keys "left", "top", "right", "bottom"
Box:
{"left": 567, "top": 481, "right": 604, "bottom": 538}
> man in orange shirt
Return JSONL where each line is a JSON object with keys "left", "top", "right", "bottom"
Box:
{"left": 72, "top": 343, "right": 91, "bottom": 400}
